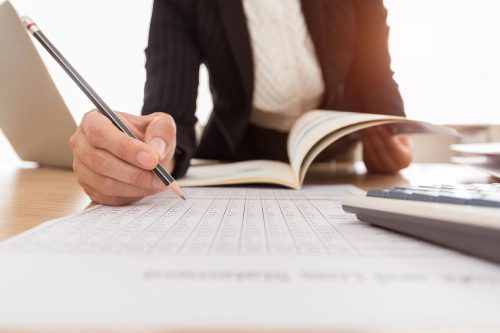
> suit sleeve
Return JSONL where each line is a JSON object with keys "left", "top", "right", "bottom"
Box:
{"left": 142, "top": 0, "right": 201, "bottom": 178}
{"left": 348, "top": 0, "right": 405, "bottom": 117}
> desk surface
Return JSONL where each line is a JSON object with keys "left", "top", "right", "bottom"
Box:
{"left": 0, "top": 162, "right": 493, "bottom": 242}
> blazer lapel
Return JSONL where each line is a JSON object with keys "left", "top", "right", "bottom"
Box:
{"left": 216, "top": 0, "right": 253, "bottom": 105}
{"left": 214, "top": 0, "right": 356, "bottom": 133}
{"left": 301, "top": 0, "right": 356, "bottom": 109}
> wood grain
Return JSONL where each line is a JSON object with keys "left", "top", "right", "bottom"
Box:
{"left": 0, "top": 164, "right": 89, "bottom": 241}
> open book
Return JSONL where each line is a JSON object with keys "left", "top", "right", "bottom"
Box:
{"left": 178, "top": 111, "right": 458, "bottom": 189}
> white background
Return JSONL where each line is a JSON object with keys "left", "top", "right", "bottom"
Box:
{"left": 2, "top": 0, "right": 500, "bottom": 161}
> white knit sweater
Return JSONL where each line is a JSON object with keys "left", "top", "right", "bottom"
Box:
{"left": 243, "top": 0, "right": 325, "bottom": 132}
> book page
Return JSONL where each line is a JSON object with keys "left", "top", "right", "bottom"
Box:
{"left": 1, "top": 186, "right": 500, "bottom": 329}
{"left": 297, "top": 119, "right": 455, "bottom": 183}
{"left": 298, "top": 119, "right": 396, "bottom": 182}
{"left": 178, "top": 160, "right": 299, "bottom": 189}
{"left": 288, "top": 110, "right": 458, "bottom": 178}
{"left": 288, "top": 111, "right": 403, "bottom": 174}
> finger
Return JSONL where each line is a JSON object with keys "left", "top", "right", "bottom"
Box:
{"left": 72, "top": 132, "right": 165, "bottom": 191}
{"left": 115, "top": 111, "right": 176, "bottom": 163}
{"left": 143, "top": 112, "right": 177, "bottom": 161}
{"left": 116, "top": 111, "right": 172, "bottom": 144}
{"left": 82, "top": 184, "right": 142, "bottom": 206}
{"left": 81, "top": 111, "right": 159, "bottom": 170}
{"left": 362, "top": 134, "right": 383, "bottom": 173}
{"left": 396, "top": 134, "right": 414, "bottom": 149}
{"left": 374, "top": 127, "right": 413, "bottom": 168}
{"left": 73, "top": 155, "right": 161, "bottom": 198}
{"left": 392, "top": 135, "right": 413, "bottom": 168}
{"left": 117, "top": 111, "right": 153, "bottom": 134}
{"left": 115, "top": 112, "right": 146, "bottom": 140}
{"left": 361, "top": 129, "right": 384, "bottom": 168}
{"left": 364, "top": 128, "right": 400, "bottom": 172}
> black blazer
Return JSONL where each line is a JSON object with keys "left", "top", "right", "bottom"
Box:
{"left": 142, "top": 0, "right": 405, "bottom": 177}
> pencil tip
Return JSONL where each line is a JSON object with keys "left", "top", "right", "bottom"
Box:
{"left": 169, "top": 181, "right": 186, "bottom": 200}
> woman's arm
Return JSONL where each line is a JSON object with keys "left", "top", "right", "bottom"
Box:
{"left": 142, "top": 0, "right": 201, "bottom": 178}
{"left": 349, "top": 0, "right": 404, "bottom": 117}
{"left": 350, "top": 0, "right": 413, "bottom": 173}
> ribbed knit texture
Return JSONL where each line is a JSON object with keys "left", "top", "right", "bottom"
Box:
{"left": 243, "top": 0, "right": 325, "bottom": 132}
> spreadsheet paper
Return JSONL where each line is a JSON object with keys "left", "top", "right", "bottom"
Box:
{"left": 2, "top": 186, "right": 448, "bottom": 256}
{"left": 0, "top": 185, "right": 500, "bottom": 330}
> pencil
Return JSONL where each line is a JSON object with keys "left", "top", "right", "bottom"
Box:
{"left": 21, "top": 16, "right": 185, "bottom": 200}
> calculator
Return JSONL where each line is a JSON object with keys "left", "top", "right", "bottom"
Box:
{"left": 342, "top": 184, "right": 500, "bottom": 264}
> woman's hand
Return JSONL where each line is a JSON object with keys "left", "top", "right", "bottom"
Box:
{"left": 361, "top": 126, "right": 414, "bottom": 174}
{"left": 69, "top": 110, "right": 176, "bottom": 206}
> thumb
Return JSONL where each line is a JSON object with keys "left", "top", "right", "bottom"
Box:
{"left": 143, "top": 113, "right": 177, "bottom": 162}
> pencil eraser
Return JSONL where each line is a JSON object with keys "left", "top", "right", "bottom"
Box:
{"left": 20, "top": 16, "right": 39, "bottom": 33}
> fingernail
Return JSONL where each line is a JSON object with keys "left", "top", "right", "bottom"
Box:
{"left": 153, "top": 176, "right": 166, "bottom": 190}
{"left": 137, "top": 151, "right": 155, "bottom": 168}
{"left": 149, "top": 137, "right": 166, "bottom": 159}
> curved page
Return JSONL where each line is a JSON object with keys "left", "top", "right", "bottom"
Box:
{"left": 297, "top": 119, "right": 405, "bottom": 183}
{"left": 288, "top": 111, "right": 458, "bottom": 176}
{"left": 288, "top": 111, "right": 406, "bottom": 173}
{"left": 297, "top": 119, "right": 459, "bottom": 183}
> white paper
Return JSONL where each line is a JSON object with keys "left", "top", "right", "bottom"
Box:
{"left": 0, "top": 185, "right": 499, "bottom": 330}
{"left": 451, "top": 142, "right": 500, "bottom": 156}
{"left": 452, "top": 156, "right": 500, "bottom": 179}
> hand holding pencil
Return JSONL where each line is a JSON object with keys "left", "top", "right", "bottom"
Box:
{"left": 69, "top": 110, "right": 180, "bottom": 206}
{"left": 21, "top": 16, "right": 184, "bottom": 205}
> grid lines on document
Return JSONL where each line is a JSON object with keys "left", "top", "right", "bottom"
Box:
{"left": 4, "top": 187, "right": 446, "bottom": 256}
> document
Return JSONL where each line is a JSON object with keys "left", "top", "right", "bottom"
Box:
{"left": 1, "top": 185, "right": 443, "bottom": 256}
{"left": 0, "top": 186, "right": 499, "bottom": 330}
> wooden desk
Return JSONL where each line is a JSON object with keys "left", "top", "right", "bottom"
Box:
{"left": 0, "top": 164, "right": 88, "bottom": 241}
{"left": 0, "top": 162, "right": 493, "bottom": 242}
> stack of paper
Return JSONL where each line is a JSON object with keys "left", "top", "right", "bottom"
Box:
{"left": 451, "top": 142, "right": 500, "bottom": 179}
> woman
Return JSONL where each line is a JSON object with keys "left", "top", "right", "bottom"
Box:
{"left": 70, "top": 0, "right": 413, "bottom": 205}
